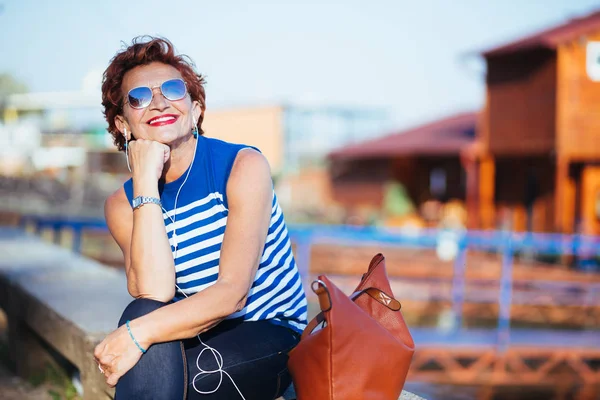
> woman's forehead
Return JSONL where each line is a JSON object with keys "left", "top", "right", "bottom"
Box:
{"left": 123, "top": 62, "right": 182, "bottom": 89}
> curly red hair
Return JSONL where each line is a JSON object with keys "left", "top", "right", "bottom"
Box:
{"left": 101, "top": 36, "right": 206, "bottom": 152}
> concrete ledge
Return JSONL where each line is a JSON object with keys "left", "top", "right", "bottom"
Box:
{"left": 0, "top": 228, "right": 130, "bottom": 399}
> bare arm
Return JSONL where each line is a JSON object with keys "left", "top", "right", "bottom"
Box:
{"left": 105, "top": 141, "right": 175, "bottom": 301}
{"left": 130, "top": 148, "right": 273, "bottom": 344}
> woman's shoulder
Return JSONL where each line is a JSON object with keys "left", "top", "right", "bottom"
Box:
{"left": 230, "top": 147, "right": 270, "bottom": 178}
{"left": 105, "top": 186, "right": 130, "bottom": 215}
{"left": 201, "top": 137, "right": 270, "bottom": 206}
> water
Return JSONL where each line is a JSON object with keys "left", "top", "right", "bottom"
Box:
{"left": 405, "top": 382, "right": 479, "bottom": 400}
{"left": 404, "top": 382, "right": 585, "bottom": 400}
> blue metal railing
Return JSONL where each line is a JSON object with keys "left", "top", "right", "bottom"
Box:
{"left": 17, "top": 214, "right": 600, "bottom": 351}
{"left": 288, "top": 225, "right": 600, "bottom": 351}
{"left": 19, "top": 214, "right": 108, "bottom": 254}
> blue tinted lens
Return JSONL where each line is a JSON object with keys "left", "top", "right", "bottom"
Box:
{"left": 161, "top": 79, "right": 187, "bottom": 101}
{"left": 128, "top": 87, "right": 153, "bottom": 109}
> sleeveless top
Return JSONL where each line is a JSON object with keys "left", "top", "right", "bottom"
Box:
{"left": 124, "top": 136, "right": 308, "bottom": 334}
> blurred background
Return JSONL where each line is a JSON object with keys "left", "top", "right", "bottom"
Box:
{"left": 2, "top": 1, "right": 600, "bottom": 399}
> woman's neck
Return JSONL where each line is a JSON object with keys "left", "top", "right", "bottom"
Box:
{"left": 162, "top": 135, "right": 197, "bottom": 183}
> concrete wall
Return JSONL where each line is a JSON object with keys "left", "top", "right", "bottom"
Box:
{"left": 202, "top": 105, "right": 285, "bottom": 175}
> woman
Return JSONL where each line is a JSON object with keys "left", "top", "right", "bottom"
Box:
{"left": 94, "top": 36, "right": 307, "bottom": 400}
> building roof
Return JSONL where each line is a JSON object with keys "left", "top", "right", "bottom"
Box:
{"left": 328, "top": 112, "right": 477, "bottom": 160}
{"left": 483, "top": 10, "right": 600, "bottom": 57}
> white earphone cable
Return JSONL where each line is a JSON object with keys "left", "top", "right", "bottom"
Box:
{"left": 175, "top": 283, "right": 247, "bottom": 399}
{"left": 167, "top": 133, "right": 246, "bottom": 399}
{"left": 124, "top": 128, "right": 132, "bottom": 173}
{"left": 161, "top": 134, "right": 196, "bottom": 256}
{"left": 126, "top": 121, "right": 245, "bottom": 399}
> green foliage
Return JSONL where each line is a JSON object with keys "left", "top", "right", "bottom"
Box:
{"left": 0, "top": 73, "right": 28, "bottom": 122}
{"left": 0, "top": 73, "right": 28, "bottom": 98}
{"left": 43, "top": 363, "right": 80, "bottom": 400}
{"left": 24, "top": 362, "right": 81, "bottom": 400}
{"left": 27, "top": 369, "right": 46, "bottom": 387}
{"left": 49, "top": 389, "right": 62, "bottom": 400}
{"left": 0, "top": 338, "right": 80, "bottom": 400}
{"left": 382, "top": 181, "right": 415, "bottom": 217}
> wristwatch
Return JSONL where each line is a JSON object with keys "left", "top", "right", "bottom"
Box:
{"left": 132, "top": 196, "right": 162, "bottom": 210}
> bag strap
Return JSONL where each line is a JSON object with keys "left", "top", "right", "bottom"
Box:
{"left": 301, "top": 311, "right": 326, "bottom": 340}
{"left": 300, "top": 279, "right": 332, "bottom": 340}
{"left": 350, "top": 287, "right": 402, "bottom": 311}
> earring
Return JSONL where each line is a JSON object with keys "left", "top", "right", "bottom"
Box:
{"left": 124, "top": 128, "right": 132, "bottom": 173}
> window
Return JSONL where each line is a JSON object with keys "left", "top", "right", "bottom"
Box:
{"left": 430, "top": 168, "right": 447, "bottom": 198}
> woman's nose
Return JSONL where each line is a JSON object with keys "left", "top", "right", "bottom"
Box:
{"left": 149, "top": 86, "right": 169, "bottom": 110}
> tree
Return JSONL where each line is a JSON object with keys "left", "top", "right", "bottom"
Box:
{"left": 0, "top": 73, "right": 28, "bottom": 121}
{"left": 0, "top": 73, "right": 28, "bottom": 98}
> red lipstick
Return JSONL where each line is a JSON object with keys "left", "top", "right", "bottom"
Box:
{"left": 147, "top": 114, "right": 179, "bottom": 127}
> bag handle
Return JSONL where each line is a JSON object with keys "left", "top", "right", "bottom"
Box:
{"left": 301, "top": 279, "right": 332, "bottom": 340}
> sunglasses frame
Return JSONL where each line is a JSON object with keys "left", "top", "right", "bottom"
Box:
{"left": 125, "top": 78, "right": 188, "bottom": 109}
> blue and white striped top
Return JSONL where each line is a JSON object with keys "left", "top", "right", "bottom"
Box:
{"left": 124, "top": 136, "right": 308, "bottom": 334}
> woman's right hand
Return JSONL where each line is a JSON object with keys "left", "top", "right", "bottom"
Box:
{"left": 128, "top": 139, "right": 171, "bottom": 181}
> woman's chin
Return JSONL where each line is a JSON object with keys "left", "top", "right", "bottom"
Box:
{"left": 152, "top": 130, "right": 186, "bottom": 145}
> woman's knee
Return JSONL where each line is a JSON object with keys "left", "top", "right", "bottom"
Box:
{"left": 115, "top": 298, "right": 185, "bottom": 400}
{"left": 115, "top": 340, "right": 186, "bottom": 400}
{"left": 118, "top": 298, "right": 167, "bottom": 327}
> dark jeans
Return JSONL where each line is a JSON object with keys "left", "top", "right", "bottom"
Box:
{"left": 115, "top": 298, "right": 299, "bottom": 400}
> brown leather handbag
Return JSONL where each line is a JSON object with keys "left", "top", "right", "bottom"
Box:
{"left": 288, "top": 253, "right": 415, "bottom": 400}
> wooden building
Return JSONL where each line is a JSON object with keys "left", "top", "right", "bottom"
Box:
{"left": 474, "top": 10, "right": 600, "bottom": 234}
{"left": 328, "top": 112, "right": 477, "bottom": 224}
{"left": 330, "top": 11, "right": 600, "bottom": 234}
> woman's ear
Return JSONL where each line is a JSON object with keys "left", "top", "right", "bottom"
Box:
{"left": 192, "top": 101, "right": 203, "bottom": 123}
{"left": 115, "top": 115, "right": 130, "bottom": 139}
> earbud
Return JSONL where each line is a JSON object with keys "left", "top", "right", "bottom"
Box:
{"left": 124, "top": 128, "right": 132, "bottom": 173}
{"left": 191, "top": 113, "right": 199, "bottom": 139}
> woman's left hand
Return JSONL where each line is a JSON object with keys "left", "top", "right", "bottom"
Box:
{"left": 94, "top": 323, "right": 148, "bottom": 387}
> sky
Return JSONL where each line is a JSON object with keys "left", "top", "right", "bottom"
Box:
{"left": 1, "top": 0, "right": 599, "bottom": 130}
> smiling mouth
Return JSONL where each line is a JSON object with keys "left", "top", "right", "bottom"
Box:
{"left": 147, "top": 115, "right": 179, "bottom": 127}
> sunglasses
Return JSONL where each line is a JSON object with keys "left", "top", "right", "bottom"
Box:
{"left": 125, "top": 78, "right": 188, "bottom": 109}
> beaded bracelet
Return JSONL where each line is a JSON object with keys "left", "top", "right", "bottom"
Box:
{"left": 126, "top": 320, "right": 147, "bottom": 354}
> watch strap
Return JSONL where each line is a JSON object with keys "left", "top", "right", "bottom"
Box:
{"left": 132, "top": 196, "right": 162, "bottom": 210}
